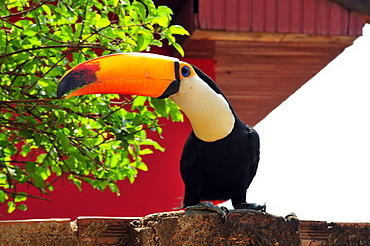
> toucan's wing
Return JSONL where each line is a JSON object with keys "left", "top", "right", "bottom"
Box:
{"left": 247, "top": 125, "right": 260, "bottom": 187}
{"left": 180, "top": 132, "right": 202, "bottom": 177}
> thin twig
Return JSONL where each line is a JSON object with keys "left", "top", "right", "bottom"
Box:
{"left": 0, "top": 98, "right": 58, "bottom": 104}
{"left": 1, "top": 44, "right": 111, "bottom": 59}
{"left": 0, "top": 0, "right": 52, "bottom": 19}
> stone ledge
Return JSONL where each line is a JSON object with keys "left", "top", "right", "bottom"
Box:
{"left": 1, "top": 211, "right": 370, "bottom": 245}
{"left": 301, "top": 220, "right": 370, "bottom": 246}
{"left": 0, "top": 218, "right": 78, "bottom": 245}
{"left": 131, "top": 209, "right": 300, "bottom": 245}
{"left": 77, "top": 216, "right": 140, "bottom": 245}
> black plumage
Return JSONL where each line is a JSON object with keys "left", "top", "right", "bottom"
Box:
{"left": 180, "top": 66, "right": 260, "bottom": 209}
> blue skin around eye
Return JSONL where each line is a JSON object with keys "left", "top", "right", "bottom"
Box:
{"left": 181, "top": 66, "right": 191, "bottom": 77}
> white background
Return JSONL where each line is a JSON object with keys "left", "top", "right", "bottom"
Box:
{"left": 225, "top": 24, "right": 370, "bottom": 222}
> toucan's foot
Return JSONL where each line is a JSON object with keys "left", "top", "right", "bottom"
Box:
{"left": 185, "top": 201, "right": 229, "bottom": 222}
{"left": 234, "top": 203, "right": 266, "bottom": 212}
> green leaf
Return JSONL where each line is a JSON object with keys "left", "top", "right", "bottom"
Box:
{"left": 26, "top": 36, "right": 42, "bottom": 46}
{"left": 18, "top": 203, "right": 27, "bottom": 211}
{"left": 157, "top": 5, "right": 173, "bottom": 15}
{"left": 141, "top": 139, "right": 165, "bottom": 152}
{"left": 0, "top": 190, "right": 7, "bottom": 203}
{"left": 152, "top": 15, "right": 169, "bottom": 27}
{"left": 164, "top": 99, "right": 183, "bottom": 122}
{"left": 142, "top": 0, "right": 156, "bottom": 15}
{"left": 139, "top": 148, "right": 153, "bottom": 155}
{"left": 110, "top": 153, "right": 118, "bottom": 168}
{"left": 41, "top": 4, "right": 52, "bottom": 18}
{"left": 126, "top": 171, "right": 135, "bottom": 184}
{"left": 15, "top": 19, "right": 32, "bottom": 28}
{"left": 56, "top": 132, "right": 70, "bottom": 152}
{"left": 172, "top": 42, "right": 185, "bottom": 57}
{"left": 34, "top": 134, "right": 41, "bottom": 145}
{"left": 96, "top": 18, "right": 111, "bottom": 28}
{"left": 30, "top": 172, "right": 45, "bottom": 189}
{"left": 21, "top": 144, "right": 31, "bottom": 157}
{"left": 132, "top": 96, "right": 147, "bottom": 107}
{"left": 38, "top": 166, "right": 51, "bottom": 180}
{"left": 150, "top": 98, "right": 168, "bottom": 118}
{"left": 108, "top": 182, "right": 119, "bottom": 195}
{"left": 47, "top": 184, "right": 54, "bottom": 192}
{"left": 4, "top": 145, "right": 17, "bottom": 157}
{"left": 0, "top": 140, "right": 9, "bottom": 147}
{"left": 19, "top": 130, "right": 34, "bottom": 139}
{"left": 169, "top": 25, "right": 190, "bottom": 36}
{"left": 137, "top": 31, "right": 153, "bottom": 51}
{"left": 51, "top": 165, "right": 62, "bottom": 176}
{"left": 15, "top": 192, "right": 27, "bottom": 202}
{"left": 36, "top": 153, "right": 47, "bottom": 163}
{"left": 131, "top": 161, "right": 148, "bottom": 171}
{"left": 24, "top": 25, "right": 37, "bottom": 37}
{"left": 132, "top": 1, "right": 146, "bottom": 17}
{"left": 7, "top": 201, "right": 16, "bottom": 213}
{"left": 26, "top": 162, "right": 36, "bottom": 172}
{"left": 0, "top": 173, "right": 7, "bottom": 185}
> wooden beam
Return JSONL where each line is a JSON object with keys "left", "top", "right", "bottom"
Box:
{"left": 189, "top": 30, "right": 358, "bottom": 45}
{"left": 330, "top": 0, "right": 370, "bottom": 18}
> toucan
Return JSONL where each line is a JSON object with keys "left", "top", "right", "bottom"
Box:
{"left": 57, "top": 53, "right": 265, "bottom": 218}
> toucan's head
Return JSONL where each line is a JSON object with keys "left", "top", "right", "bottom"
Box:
{"left": 57, "top": 53, "right": 196, "bottom": 99}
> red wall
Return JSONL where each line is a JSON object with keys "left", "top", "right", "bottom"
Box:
{"left": 198, "top": 0, "right": 364, "bottom": 36}
{"left": 0, "top": 54, "right": 216, "bottom": 220}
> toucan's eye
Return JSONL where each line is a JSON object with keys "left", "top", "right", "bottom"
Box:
{"left": 181, "top": 66, "right": 191, "bottom": 77}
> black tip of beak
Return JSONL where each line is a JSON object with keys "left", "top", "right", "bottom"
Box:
{"left": 57, "top": 68, "right": 98, "bottom": 98}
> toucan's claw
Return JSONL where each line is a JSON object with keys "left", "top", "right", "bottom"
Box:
{"left": 234, "top": 202, "right": 266, "bottom": 212}
{"left": 186, "top": 201, "right": 229, "bottom": 223}
{"left": 220, "top": 206, "right": 229, "bottom": 214}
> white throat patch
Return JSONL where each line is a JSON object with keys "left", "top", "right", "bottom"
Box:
{"left": 170, "top": 76, "right": 235, "bottom": 142}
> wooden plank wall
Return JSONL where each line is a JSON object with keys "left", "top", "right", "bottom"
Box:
{"left": 198, "top": 0, "right": 364, "bottom": 36}
{"left": 213, "top": 40, "right": 349, "bottom": 125}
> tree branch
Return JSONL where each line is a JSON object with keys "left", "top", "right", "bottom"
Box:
{"left": 0, "top": 98, "right": 58, "bottom": 105}
{"left": 0, "top": 44, "right": 113, "bottom": 59}
{"left": 0, "top": 187, "right": 52, "bottom": 202}
{"left": 0, "top": 0, "right": 53, "bottom": 19}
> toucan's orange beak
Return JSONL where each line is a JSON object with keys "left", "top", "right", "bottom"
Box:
{"left": 57, "top": 53, "right": 186, "bottom": 99}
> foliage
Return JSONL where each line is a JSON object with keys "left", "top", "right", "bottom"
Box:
{"left": 0, "top": 0, "right": 188, "bottom": 214}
